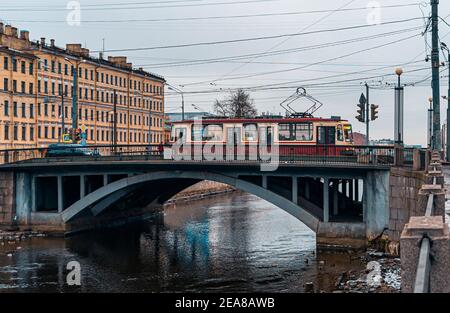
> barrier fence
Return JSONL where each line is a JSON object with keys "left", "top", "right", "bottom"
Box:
{"left": 0, "top": 144, "right": 425, "bottom": 167}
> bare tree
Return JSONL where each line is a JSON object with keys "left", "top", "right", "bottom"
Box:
{"left": 213, "top": 89, "right": 257, "bottom": 118}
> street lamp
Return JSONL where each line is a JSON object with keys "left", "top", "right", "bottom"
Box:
{"left": 394, "top": 67, "right": 404, "bottom": 145}
{"left": 428, "top": 96, "right": 433, "bottom": 149}
{"left": 167, "top": 85, "right": 185, "bottom": 121}
{"left": 441, "top": 42, "right": 450, "bottom": 160}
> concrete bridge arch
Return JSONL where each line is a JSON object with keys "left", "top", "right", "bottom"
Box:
{"left": 61, "top": 171, "right": 321, "bottom": 232}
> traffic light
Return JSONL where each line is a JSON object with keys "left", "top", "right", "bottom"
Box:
{"left": 371, "top": 104, "right": 379, "bottom": 121}
{"left": 356, "top": 102, "right": 366, "bottom": 123}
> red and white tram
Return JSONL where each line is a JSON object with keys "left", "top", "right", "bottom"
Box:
{"left": 170, "top": 116, "right": 354, "bottom": 156}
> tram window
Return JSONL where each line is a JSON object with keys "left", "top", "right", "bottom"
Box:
{"left": 337, "top": 125, "right": 344, "bottom": 142}
{"left": 279, "top": 123, "right": 312, "bottom": 141}
{"left": 191, "top": 125, "right": 203, "bottom": 141}
{"left": 192, "top": 124, "right": 223, "bottom": 141}
{"left": 203, "top": 124, "right": 223, "bottom": 141}
{"left": 173, "top": 127, "right": 187, "bottom": 142}
{"left": 344, "top": 125, "right": 353, "bottom": 142}
{"left": 295, "top": 123, "right": 313, "bottom": 141}
{"left": 259, "top": 127, "right": 273, "bottom": 144}
{"left": 244, "top": 124, "right": 258, "bottom": 141}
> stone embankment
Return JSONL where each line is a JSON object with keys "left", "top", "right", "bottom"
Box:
{"left": 166, "top": 181, "right": 236, "bottom": 205}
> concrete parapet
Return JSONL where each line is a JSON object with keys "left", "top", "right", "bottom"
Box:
{"left": 400, "top": 216, "right": 450, "bottom": 293}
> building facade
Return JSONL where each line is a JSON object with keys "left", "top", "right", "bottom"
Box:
{"left": 0, "top": 23, "right": 165, "bottom": 149}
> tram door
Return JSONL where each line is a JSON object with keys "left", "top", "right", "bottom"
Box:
{"left": 226, "top": 127, "right": 242, "bottom": 160}
{"left": 316, "top": 126, "right": 336, "bottom": 156}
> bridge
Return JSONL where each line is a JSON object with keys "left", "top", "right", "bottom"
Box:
{"left": 0, "top": 144, "right": 423, "bottom": 249}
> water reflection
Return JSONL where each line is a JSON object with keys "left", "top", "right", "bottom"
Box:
{"left": 0, "top": 193, "right": 364, "bottom": 293}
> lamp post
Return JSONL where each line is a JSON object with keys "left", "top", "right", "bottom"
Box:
{"left": 428, "top": 97, "right": 433, "bottom": 149}
{"left": 394, "top": 67, "right": 404, "bottom": 145}
{"left": 168, "top": 85, "right": 185, "bottom": 121}
{"left": 441, "top": 42, "right": 450, "bottom": 160}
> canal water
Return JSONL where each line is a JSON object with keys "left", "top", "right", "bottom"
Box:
{"left": 0, "top": 192, "right": 365, "bottom": 293}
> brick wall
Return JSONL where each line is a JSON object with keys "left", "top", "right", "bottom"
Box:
{"left": 387, "top": 167, "right": 428, "bottom": 243}
{"left": 0, "top": 172, "right": 14, "bottom": 225}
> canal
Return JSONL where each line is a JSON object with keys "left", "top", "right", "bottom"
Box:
{"left": 0, "top": 192, "right": 365, "bottom": 293}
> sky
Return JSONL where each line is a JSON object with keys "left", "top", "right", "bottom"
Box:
{"left": 1, "top": 0, "right": 449, "bottom": 146}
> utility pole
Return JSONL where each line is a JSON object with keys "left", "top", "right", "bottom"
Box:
{"left": 71, "top": 65, "right": 78, "bottom": 143}
{"left": 365, "top": 83, "right": 370, "bottom": 145}
{"left": 447, "top": 48, "right": 450, "bottom": 159}
{"left": 149, "top": 102, "right": 152, "bottom": 146}
{"left": 113, "top": 90, "right": 117, "bottom": 148}
{"left": 431, "top": 0, "right": 441, "bottom": 150}
{"left": 60, "top": 79, "right": 65, "bottom": 143}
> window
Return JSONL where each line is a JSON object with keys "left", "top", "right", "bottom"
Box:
{"left": 4, "top": 57, "right": 8, "bottom": 70}
{"left": 12, "top": 58, "right": 17, "bottom": 72}
{"left": 65, "top": 64, "right": 68, "bottom": 75}
{"left": 4, "top": 125, "right": 9, "bottom": 140}
{"left": 51, "top": 60, "right": 56, "bottom": 72}
{"left": 337, "top": 125, "right": 344, "bottom": 142}
{"left": 13, "top": 125, "right": 18, "bottom": 141}
{"left": 13, "top": 102, "right": 18, "bottom": 117}
{"left": 191, "top": 124, "right": 223, "bottom": 141}
{"left": 344, "top": 125, "right": 353, "bottom": 143}
{"left": 172, "top": 127, "right": 187, "bottom": 142}
{"left": 21, "top": 103, "right": 26, "bottom": 118}
{"left": 30, "top": 103, "right": 34, "bottom": 118}
{"left": 44, "top": 126, "right": 48, "bottom": 139}
{"left": 30, "top": 127, "right": 34, "bottom": 141}
{"left": 244, "top": 124, "right": 258, "bottom": 141}
{"left": 21, "top": 126, "right": 26, "bottom": 141}
{"left": 29, "top": 62, "right": 33, "bottom": 75}
{"left": 4, "top": 100, "right": 9, "bottom": 116}
{"left": 38, "top": 126, "right": 41, "bottom": 138}
{"left": 3, "top": 78, "right": 8, "bottom": 91}
{"left": 37, "top": 103, "right": 41, "bottom": 116}
{"left": 13, "top": 80, "right": 17, "bottom": 92}
{"left": 278, "top": 123, "right": 313, "bottom": 141}
{"left": 21, "top": 81, "right": 25, "bottom": 93}
{"left": 21, "top": 61, "right": 26, "bottom": 74}
{"left": 29, "top": 83, "right": 33, "bottom": 95}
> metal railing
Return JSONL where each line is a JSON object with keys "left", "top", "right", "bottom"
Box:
{"left": 0, "top": 144, "right": 402, "bottom": 167}
{"left": 413, "top": 159, "right": 439, "bottom": 293}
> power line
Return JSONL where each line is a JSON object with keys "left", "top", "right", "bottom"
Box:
{"left": 91, "top": 17, "right": 425, "bottom": 53}
{"left": 136, "top": 27, "right": 422, "bottom": 69}
{"left": 181, "top": 32, "right": 423, "bottom": 86}
{"left": 0, "top": 0, "right": 277, "bottom": 12}
{"left": 4, "top": 3, "right": 423, "bottom": 24}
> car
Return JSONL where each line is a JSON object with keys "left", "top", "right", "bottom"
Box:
{"left": 45, "top": 144, "right": 100, "bottom": 157}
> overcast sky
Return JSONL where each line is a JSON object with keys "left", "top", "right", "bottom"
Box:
{"left": 1, "top": 0, "right": 450, "bottom": 146}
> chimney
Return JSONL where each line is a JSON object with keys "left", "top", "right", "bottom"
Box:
{"left": 50, "top": 39, "right": 55, "bottom": 48}
{"left": 40, "top": 37, "right": 46, "bottom": 46}
{"left": 66, "top": 43, "right": 82, "bottom": 55}
{"left": 4, "top": 25, "right": 12, "bottom": 36}
{"left": 11, "top": 27, "right": 18, "bottom": 37}
{"left": 20, "top": 30, "right": 30, "bottom": 41}
{"left": 99, "top": 52, "right": 104, "bottom": 60}
{"left": 0, "top": 23, "right": 4, "bottom": 34}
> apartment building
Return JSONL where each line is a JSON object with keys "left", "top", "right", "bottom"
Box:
{"left": 0, "top": 23, "right": 166, "bottom": 149}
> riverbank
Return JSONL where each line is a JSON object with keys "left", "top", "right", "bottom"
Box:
{"left": 165, "top": 181, "right": 236, "bottom": 205}
{"left": 333, "top": 249, "right": 401, "bottom": 293}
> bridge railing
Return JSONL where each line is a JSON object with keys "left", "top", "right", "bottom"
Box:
{"left": 0, "top": 144, "right": 423, "bottom": 167}
{"left": 401, "top": 150, "right": 449, "bottom": 293}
